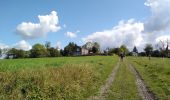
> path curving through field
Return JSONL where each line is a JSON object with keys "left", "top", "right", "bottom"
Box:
{"left": 125, "top": 60, "right": 158, "bottom": 100}
{"left": 88, "top": 60, "right": 120, "bottom": 100}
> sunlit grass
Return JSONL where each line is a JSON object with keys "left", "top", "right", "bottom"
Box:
{"left": 128, "top": 57, "right": 170, "bottom": 99}
{"left": 0, "top": 56, "right": 118, "bottom": 99}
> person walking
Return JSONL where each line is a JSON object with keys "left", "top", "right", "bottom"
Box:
{"left": 120, "top": 52, "right": 124, "bottom": 61}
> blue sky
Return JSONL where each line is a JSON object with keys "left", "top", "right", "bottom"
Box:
{"left": 0, "top": 0, "right": 170, "bottom": 51}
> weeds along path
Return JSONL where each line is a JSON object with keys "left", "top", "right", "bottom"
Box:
{"left": 88, "top": 60, "right": 120, "bottom": 100}
{"left": 125, "top": 60, "right": 158, "bottom": 100}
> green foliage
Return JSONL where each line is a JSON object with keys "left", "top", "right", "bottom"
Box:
{"left": 45, "top": 41, "right": 51, "bottom": 49}
{"left": 133, "top": 46, "right": 138, "bottom": 53}
{"left": 144, "top": 44, "right": 153, "bottom": 56}
{"left": 128, "top": 57, "right": 170, "bottom": 99}
{"left": 120, "top": 45, "right": 129, "bottom": 55}
{"left": 92, "top": 42, "right": 100, "bottom": 54}
{"left": 64, "top": 42, "right": 79, "bottom": 56}
{"left": 7, "top": 48, "right": 28, "bottom": 58}
{"left": 48, "top": 47, "right": 60, "bottom": 57}
{"left": 108, "top": 48, "right": 121, "bottom": 55}
{"left": 83, "top": 42, "right": 100, "bottom": 54}
{"left": 0, "top": 56, "right": 118, "bottom": 99}
{"left": 30, "top": 44, "right": 48, "bottom": 58}
{"left": 92, "top": 46, "right": 98, "bottom": 54}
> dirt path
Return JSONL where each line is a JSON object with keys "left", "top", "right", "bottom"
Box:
{"left": 125, "top": 60, "right": 158, "bottom": 100}
{"left": 88, "top": 60, "right": 120, "bottom": 100}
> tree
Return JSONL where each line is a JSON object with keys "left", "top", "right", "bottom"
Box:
{"left": 120, "top": 45, "right": 129, "bottom": 55}
{"left": 92, "top": 42, "right": 100, "bottom": 54}
{"left": 144, "top": 44, "right": 153, "bottom": 56}
{"left": 133, "top": 46, "right": 138, "bottom": 53}
{"left": 92, "top": 46, "right": 98, "bottom": 54}
{"left": 107, "top": 48, "right": 120, "bottom": 56}
{"left": 83, "top": 42, "right": 93, "bottom": 50}
{"left": 48, "top": 47, "right": 60, "bottom": 57}
{"left": 63, "top": 42, "right": 78, "bottom": 56}
{"left": 45, "top": 41, "right": 51, "bottom": 49}
{"left": 7, "top": 48, "right": 26, "bottom": 58}
{"left": 156, "top": 39, "right": 170, "bottom": 57}
{"left": 30, "top": 44, "right": 48, "bottom": 58}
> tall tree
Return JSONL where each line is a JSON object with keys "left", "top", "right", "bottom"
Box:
{"left": 92, "top": 42, "right": 100, "bottom": 54}
{"left": 144, "top": 44, "right": 153, "bottom": 57}
{"left": 48, "top": 47, "right": 60, "bottom": 57}
{"left": 120, "top": 45, "right": 129, "bottom": 55}
{"left": 63, "top": 42, "right": 78, "bottom": 56}
{"left": 156, "top": 39, "right": 170, "bottom": 57}
{"left": 30, "top": 44, "right": 48, "bottom": 58}
{"left": 45, "top": 41, "right": 51, "bottom": 49}
{"left": 7, "top": 48, "right": 26, "bottom": 58}
{"left": 133, "top": 46, "right": 138, "bottom": 53}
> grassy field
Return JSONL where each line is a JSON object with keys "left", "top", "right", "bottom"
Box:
{"left": 128, "top": 57, "right": 170, "bottom": 99}
{"left": 0, "top": 56, "right": 118, "bottom": 100}
{"left": 107, "top": 61, "right": 141, "bottom": 100}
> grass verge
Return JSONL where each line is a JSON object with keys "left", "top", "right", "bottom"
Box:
{"left": 128, "top": 57, "right": 170, "bottom": 99}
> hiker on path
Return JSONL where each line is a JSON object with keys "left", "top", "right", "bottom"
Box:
{"left": 120, "top": 52, "right": 124, "bottom": 61}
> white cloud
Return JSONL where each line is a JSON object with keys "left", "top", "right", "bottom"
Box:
{"left": 16, "top": 11, "right": 61, "bottom": 39}
{"left": 66, "top": 31, "right": 77, "bottom": 38}
{"left": 83, "top": 0, "right": 170, "bottom": 51}
{"left": 156, "top": 35, "right": 170, "bottom": 42}
{"left": 14, "top": 40, "right": 32, "bottom": 51}
{"left": 56, "top": 41, "right": 61, "bottom": 50}
{"left": 144, "top": 0, "right": 170, "bottom": 32}
{"left": 0, "top": 43, "right": 9, "bottom": 49}
{"left": 83, "top": 19, "right": 144, "bottom": 50}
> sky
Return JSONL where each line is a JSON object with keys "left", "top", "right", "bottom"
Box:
{"left": 0, "top": 0, "right": 170, "bottom": 51}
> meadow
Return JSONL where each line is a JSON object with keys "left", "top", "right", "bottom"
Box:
{"left": 128, "top": 57, "right": 170, "bottom": 100}
{"left": 1, "top": 56, "right": 170, "bottom": 100}
{"left": 0, "top": 56, "right": 118, "bottom": 100}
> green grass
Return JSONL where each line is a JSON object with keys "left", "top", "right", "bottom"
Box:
{"left": 128, "top": 57, "right": 170, "bottom": 99}
{"left": 107, "top": 61, "right": 141, "bottom": 100}
{"left": 0, "top": 56, "right": 118, "bottom": 100}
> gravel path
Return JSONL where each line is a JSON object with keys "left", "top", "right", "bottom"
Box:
{"left": 88, "top": 60, "right": 120, "bottom": 100}
{"left": 126, "top": 61, "right": 158, "bottom": 100}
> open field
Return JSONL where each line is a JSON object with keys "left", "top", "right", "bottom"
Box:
{"left": 0, "top": 56, "right": 118, "bottom": 100}
{"left": 1, "top": 56, "right": 170, "bottom": 100}
{"left": 128, "top": 57, "right": 170, "bottom": 100}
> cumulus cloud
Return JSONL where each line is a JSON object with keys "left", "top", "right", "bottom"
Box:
{"left": 14, "top": 40, "right": 32, "bottom": 51}
{"left": 83, "top": 0, "right": 170, "bottom": 51}
{"left": 156, "top": 35, "right": 170, "bottom": 42}
{"left": 66, "top": 31, "right": 77, "bottom": 38}
{"left": 83, "top": 19, "right": 144, "bottom": 50}
{"left": 56, "top": 41, "right": 61, "bottom": 50}
{"left": 0, "top": 43, "right": 9, "bottom": 49}
{"left": 16, "top": 11, "right": 61, "bottom": 39}
{"left": 144, "top": 0, "right": 170, "bottom": 32}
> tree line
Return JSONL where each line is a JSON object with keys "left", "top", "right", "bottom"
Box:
{"left": 0, "top": 41, "right": 100, "bottom": 59}
{"left": 0, "top": 40, "right": 169, "bottom": 59}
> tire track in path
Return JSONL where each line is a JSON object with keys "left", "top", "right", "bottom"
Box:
{"left": 126, "top": 60, "right": 158, "bottom": 100}
{"left": 88, "top": 60, "right": 120, "bottom": 100}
